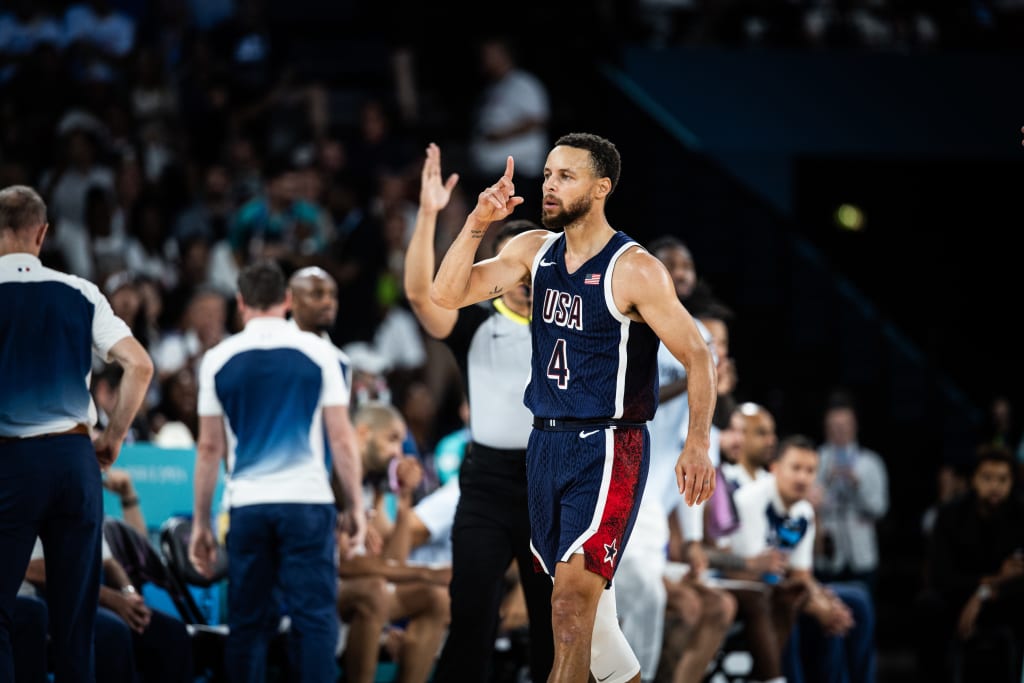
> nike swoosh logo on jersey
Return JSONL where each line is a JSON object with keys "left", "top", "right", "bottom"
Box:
{"left": 596, "top": 672, "right": 616, "bottom": 682}
{"left": 579, "top": 430, "right": 600, "bottom": 439}
{"left": 540, "top": 259, "right": 556, "bottom": 267}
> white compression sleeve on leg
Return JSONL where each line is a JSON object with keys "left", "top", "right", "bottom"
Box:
{"left": 590, "top": 583, "right": 642, "bottom": 683}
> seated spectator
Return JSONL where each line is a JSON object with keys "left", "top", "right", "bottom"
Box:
{"left": 39, "top": 122, "right": 115, "bottom": 230}
{"left": 173, "top": 162, "right": 235, "bottom": 246}
{"left": 719, "top": 435, "right": 856, "bottom": 683}
{"left": 63, "top": 0, "right": 136, "bottom": 80}
{"left": 228, "top": 154, "right": 329, "bottom": 271}
{"left": 707, "top": 408, "right": 876, "bottom": 683}
{"left": 124, "top": 193, "right": 179, "bottom": 290}
{"left": 51, "top": 182, "right": 122, "bottom": 282}
{"left": 916, "top": 445, "right": 1024, "bottom": 683}
{"left": 921, "top": 459, "right": 970, "bottom": 540}
{"left": 22, "top": 535, "right": 192, "bottom": 683}
{"left": 336, "top": 401, "right": 450, "bottom": 683}
{"left": 149, "top": 367, "right": 199, "bottom": 447}
{"left": 721, "top": 402, "right": 776, "bottom": 490}
{"left": 335, "top": 526, "right": 450, "bottom": 683}
{"left": 786, "top": 578, "right": 876, "bottom": 683}
{"left": 151, "top": 286, "right": 229, "bottom": 383}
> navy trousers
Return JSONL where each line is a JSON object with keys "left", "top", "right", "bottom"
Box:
{"left": 0, "top": 435, "right": 102, "bottom": 683}
{"left": 226, "top": 503, "right": 338, "bottom": 683}
{"left": 784, "top": 581, "right": 877, "bottom": 683}
{"left": 13, "top": 595, "right": 48, "bottom": 683}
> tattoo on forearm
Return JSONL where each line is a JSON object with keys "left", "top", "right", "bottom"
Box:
{"left": 489, "top": 285, "right": 503, "bottom": 296}
{"left": 470, "top": 229, "right": 485, "bottom": 239}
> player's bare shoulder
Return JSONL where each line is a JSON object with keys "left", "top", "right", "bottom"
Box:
{"left": 612, "top": 246, "right": 674, "bottom": 313}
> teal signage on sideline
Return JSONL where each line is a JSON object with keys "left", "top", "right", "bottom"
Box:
{"left": 102, "top": 443, "right": 225, "bottom": 534}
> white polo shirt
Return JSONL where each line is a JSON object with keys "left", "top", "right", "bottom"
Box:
{"left": 198, "top": 317, "right": 348, "bottom": 507}
{"left": 407, "top": 478, "right": 460, "bottom": 567}
{"left": 0, "top": 253, "right": 131, "bottom": 438}
{"left": 726, "top": 474, "right": 815, "bottom": 572}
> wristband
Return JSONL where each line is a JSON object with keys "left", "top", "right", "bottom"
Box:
{"left": 121, "top": 496, "right": 140, "bottom": 508}
{"left": 120, "top": 585, "right": 137, "bottom": 595}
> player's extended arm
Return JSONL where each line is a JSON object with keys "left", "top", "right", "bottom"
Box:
{"left": 430, "top": 156, "right": 533, "bottom": 309}
{"left": 618, "top": 249, "right": 717, "bottom": 506}
{"left": 405, "top": 143, "right": 460, "bottom": 338}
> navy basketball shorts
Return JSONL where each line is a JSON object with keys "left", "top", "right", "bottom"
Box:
{"left": 526, "top": 423, "right": 650, "bottom": 584}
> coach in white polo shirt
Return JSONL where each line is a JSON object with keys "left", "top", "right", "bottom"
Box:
{"left": 189, "top": 259, "right": 365, "bottom": 683}
{"left": 0, "top": 184, "right": 153, "bottom": 682}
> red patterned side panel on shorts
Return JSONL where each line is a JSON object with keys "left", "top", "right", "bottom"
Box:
{"left": 582, "top": 427, "right": 645, "bottom": 582}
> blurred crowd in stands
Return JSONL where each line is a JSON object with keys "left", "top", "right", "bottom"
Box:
{"left": 633, "top": 0, "right": 1024, "bottom": 51}
{"left": 5, "top": 1, "right": 1024, "bottom": 682}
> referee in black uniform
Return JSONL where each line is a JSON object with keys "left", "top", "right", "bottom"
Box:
{"left": 404, "top": 143, "right": 553, "bottom": 682}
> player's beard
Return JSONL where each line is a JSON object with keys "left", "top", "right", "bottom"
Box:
{"left": 542, "top": 194, "right": 592, "bottom": 231}
{"left": 364, "top": 439, "right": 384, "bottom": 471}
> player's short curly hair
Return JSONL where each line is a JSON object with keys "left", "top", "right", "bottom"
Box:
{"left": 554, "top": 132, "right": 621, "bottom": 194}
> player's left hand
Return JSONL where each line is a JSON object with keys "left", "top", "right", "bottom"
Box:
{"left": 675, "top": 444, "right": 716, "bottom": 506}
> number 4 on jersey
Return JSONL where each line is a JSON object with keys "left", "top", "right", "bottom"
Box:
{"left": 546, "top": 338, "right": 569, "bottom": 389}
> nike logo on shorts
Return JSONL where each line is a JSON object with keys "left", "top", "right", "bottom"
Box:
{"left": 579, "top": 430, "right": 600, "bottom": 439}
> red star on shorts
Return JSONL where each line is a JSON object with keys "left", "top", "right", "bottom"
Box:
{"left": 603, "top": 538, "right": 618, "bottom": 566}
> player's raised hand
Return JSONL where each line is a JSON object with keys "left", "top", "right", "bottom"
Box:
{"left": 420, "top": 142, "right": 459, "bottom": 213}
{"left": 470, "top": 155, "right": 524, "bottom": 224}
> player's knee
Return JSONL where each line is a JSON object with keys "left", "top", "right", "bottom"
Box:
{"left": 342, "top": 577, "right": 389, "bottom": 620}
{"left": 425, "top": 584, "right": 450, "bottom": 623}
{"left": 591, "top": 605, "right": 641, "bottom": 683}
{"left": 668, "top": 585, "right": 703, "bottom": 626}
{"left": 551, "top": 591, "right": 596, "bottom": 642}
{"left": 551, "top": 596, "right": 588, "bottom": 633}
{"left": 706, "top": 589, "right": 738, "bottom": 628}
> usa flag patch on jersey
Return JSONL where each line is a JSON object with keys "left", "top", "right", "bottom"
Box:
{"left": 584, "top": 273, "right": 601, "bottom": 285}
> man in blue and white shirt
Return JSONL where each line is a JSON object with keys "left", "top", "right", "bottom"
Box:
{"left": 0, "top": 184, "right": 153, "bottom": 682}
{"left": 188, "top": 259, "right": 365, "bottom": 682}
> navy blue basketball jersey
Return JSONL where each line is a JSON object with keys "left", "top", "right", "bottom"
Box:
{"left": 525, "top": 231, "right": 660, "bottom": 421}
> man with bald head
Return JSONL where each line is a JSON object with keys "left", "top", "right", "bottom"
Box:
{"left": 722, "top": 402, "right": 777, "bottom": 490}
{"left": 288, "top": 265, "right": 351, "bottom": 390}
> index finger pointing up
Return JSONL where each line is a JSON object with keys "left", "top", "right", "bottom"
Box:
{"left": 504, "top": 155, "right": 515, "bottom": 180}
